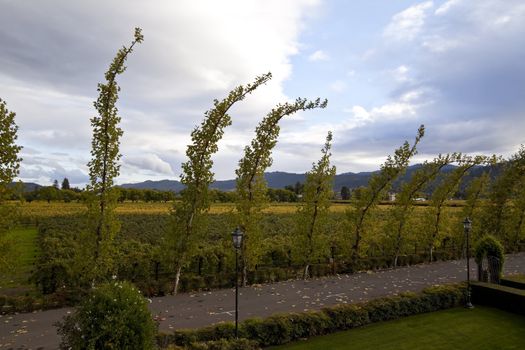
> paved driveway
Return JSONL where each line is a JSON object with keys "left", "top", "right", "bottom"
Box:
{"left": 1, "top": 253, "right": 524, "bottom": 349}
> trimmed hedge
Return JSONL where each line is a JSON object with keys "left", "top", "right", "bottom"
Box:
{"left": 158, "top": 284, "right": 465, "bottom": 348}
{"left": 501, "top": 275, "right": 525, "bottom": 290}
{"left": 165, "top": 338, "right": 260, "bottom": 350}
{"left": 0, "top": 293, "right": 68, "bottom": 315}
{"left": 471, "top": 281, "right": 525, "bottom": 315}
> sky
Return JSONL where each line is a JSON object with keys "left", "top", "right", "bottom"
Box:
{"left": 1, "top": 0, "right": 524, "bottom": 187}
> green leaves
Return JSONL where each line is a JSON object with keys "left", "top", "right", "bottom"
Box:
{"left": 57, "top": 281, "right": 156, "bottom": 350}
{"left": 0, "top": 98, "right": 22, "bottom": 271}
{"left": 235, "top": 97, "right": 327, "bottom": 276}
{"left": 170, "top": 73, "right": 272, "bottom": 292}
{"left": 86, "top": 28, "right": 143, "bottom": 281}
{"left": 88, "top": 28, "right": 144, "bottom": 193}
{"left": 347, "top": 125, "right": 425, "bottom": 257}
{"left": 481, "top": 146, "right": 525, "bottom": 247}
{"left": 0, "top": 99, "right": 22, "bottom": 199}
{"left": 295, "top": 131, "right": 336, "bottom": 276}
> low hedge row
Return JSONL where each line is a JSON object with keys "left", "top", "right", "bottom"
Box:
{"left": 471, "top": 281, "right": 525, "bottom": 315}
{"left": 0, "top": 293, "right": 68, "bottom": 315}
{"left": 165, "top": 338, "right": 260, "bottom": 350}
{"left": 500, "top": 275, "right": 525, "bottom": 290}
{"left": 158, "top": 284, "right": 465, "bottom": 349}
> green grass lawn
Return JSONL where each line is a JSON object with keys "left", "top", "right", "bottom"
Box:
{"left": 271, "top": 307, "right": 525, "bottom": 350}
{"left": 0, "top": 226, "right": 38, "bottom": 291}
{"left": 505, "top": 274, "right": 525, "bottom": 283}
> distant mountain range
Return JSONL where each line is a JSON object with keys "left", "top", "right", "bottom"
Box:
{"left": 9, "top": 182, "right": 43, "bottom": 192}
{"left": 12, "top": 164, "right": 492, "bottom": 195}
{"left": 119, "top": 164, "right": 491, "bottom": 194}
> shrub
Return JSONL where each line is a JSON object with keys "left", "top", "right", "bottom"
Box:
{"left": 57, "top": 281, "right": 157, "bottom": 350}
{"left": 187, "top": 338, "right": 260, "bottom": 350}
{"left": 322, "top": 304, "right": 369, "bottom": 331}
{"left": 474, "top": 235, "right": 505, "bottom": 270}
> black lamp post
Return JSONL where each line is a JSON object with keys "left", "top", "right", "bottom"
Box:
{"left": 463, "top": 217, "right": 474, "bottom": 309}
{"left": 231, "top": 227, "right": 244, "bottom": 338}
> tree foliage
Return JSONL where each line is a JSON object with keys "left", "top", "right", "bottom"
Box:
{"left": 170, "top": 73, "right": 272, "bottom": 293}
{"left": 57, "top": 281, "right": 156, "bottom": 350}
{"left": 85, "top": 27, "right": 143, "bottom": 281}
{"left": 0, "top": 98, "right": 22, "bottom": 270}
{"left": 385, "top": 153, "right": 454, "bottom": 266}
{"left": 346, "top": 125, "right": 425, "bottom": 258}
{"left": 294, "top": 131, "right": 336, "bottom": 278}
{"left": 61, "top": 177, "right": 70, "bottom": 190}
{"left": 481, "top": 146, "right": 525, "bottom": 249}
{"left": 235, "top": 97, "right": 327, "bottom": 285}
{"left": 423, "top": 154, "right": 488, "bottom": 260}
{"left": 340, "top": 186, "right": 350, "bottom": 200}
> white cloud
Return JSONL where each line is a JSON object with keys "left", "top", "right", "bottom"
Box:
{"left": 435, "top": 0, "right": 460, "bottom": 15}
{"left": 0, "top": 0, "right": 322, "bottom": 184}
{"left": 392, "top": 65, "right": 410, "bottom": 82}
{"left": 330, "top": 80, "right": 347, "bottom": 92}
{"left": 343, "top": 101, "right": 420, "bottom": 126}
{"left": 123, "top": 154, "right": 174, "bottom": 175}
{"left": 308, "top": 50, "right": 330, "bottom": 61}
{"left": 384, "top": 1, "right": 434, "bottom": 41}
{"left": 349, "top": 105, "right": 370, "bottom": 121}
{"left": 421, "top": 35, "right": 462, "bottom": 53}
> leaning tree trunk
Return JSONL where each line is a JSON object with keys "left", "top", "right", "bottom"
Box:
{"left": 303, "top": 264, "right": 310, "bottom": 280}
{"left": 242, "top": 264, "right": 248, "bottom": 288}
{"left": 173, "top": 264, "right": 182, "bottom": 295}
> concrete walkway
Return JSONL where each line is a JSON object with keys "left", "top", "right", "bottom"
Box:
{"left": 1, "top": 253, "right": 524, "bottom": 349}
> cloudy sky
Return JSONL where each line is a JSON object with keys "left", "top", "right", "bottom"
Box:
{"left": 1, "top": 0, "right": 524, "bottom": 187}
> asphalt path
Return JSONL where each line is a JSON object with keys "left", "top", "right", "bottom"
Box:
{"left": 1, "top": 253, "right": 524, "bottom": 349}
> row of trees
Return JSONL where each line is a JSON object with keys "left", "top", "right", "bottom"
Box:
{"left": 2, "top": 28, "right": 524, "bottom": 294}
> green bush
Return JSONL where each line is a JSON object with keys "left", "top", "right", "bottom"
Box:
{"left": 57, "top": 281, "right": 157, "bottom": 349}
{"left": 474, "top": 235, "right": 505, "bottom": 276}
{"left": 0, "top": 293, "right": 66, "bottom": 315}
{"left": 186, "top": 338, "right": 260, "bottom": 350}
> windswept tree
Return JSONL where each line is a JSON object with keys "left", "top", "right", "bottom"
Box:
{"left": 508, "top": 170, "right": 525, "bottom": 250}
{"left": 481, "top": 146, "right": 525, "bottom": 246}
{"left": 386, "top": 153, "right": 454, "bottom": 267}
{"left": 236, "top": 97, "right": 327, "bottom": 285}
{"left": 0, "top": 98, "right": 22, "bottom": 271}
{"left": 346, "top": 125, "right": 425, "bottom": 258}
{"left": 294, "top": 131, "right": 336, "bottom": 279}
{"left": 85, "top": 28, "right": 143, "bottom": 281}
{"left": 170, "top": 73, "right": 272, "bottom": 294}
{"left": 458, "top": 155, "right": 499, "bottom": 244}
{"left": 424, "top": 154, "right": 488, "bottom": 261}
